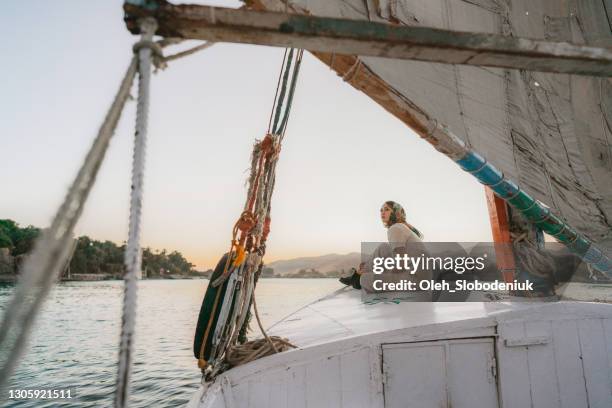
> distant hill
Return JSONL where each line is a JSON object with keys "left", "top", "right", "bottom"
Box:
{"left": 266, "top": 253, "right": 361, "bottom": 276}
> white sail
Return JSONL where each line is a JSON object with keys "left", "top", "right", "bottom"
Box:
{"left": 251, "top": 0, "right": 612, "bottom": 250}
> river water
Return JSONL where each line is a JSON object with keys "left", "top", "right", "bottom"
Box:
{"left": 0, "top": 279, "right": 341, "bottom": 407}
{"left": 2, "top": 279, "right": 609, "bottom": 407}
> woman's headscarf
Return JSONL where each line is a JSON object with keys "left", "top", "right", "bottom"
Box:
{"left": 384, "top": 200, "right": 424, "bottom": 239}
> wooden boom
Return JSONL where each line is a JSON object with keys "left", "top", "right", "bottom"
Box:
{"left": 123, "top": 1, "right": 612, "bottom": 77}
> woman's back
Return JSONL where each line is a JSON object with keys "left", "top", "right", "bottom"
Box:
{"left": 387, "top": 223, "right": 421, "bottom": 249}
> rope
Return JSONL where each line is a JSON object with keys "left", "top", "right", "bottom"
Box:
{"left": 235, "top": 50, "right": 305, "bottom": 359}
{"left": 244, "top": 143, "right": 262, "bottom": 211}
{"left": 0, "top": 20, "right": 209, "bottom": 404}
{"left": 204, "top": 48, "right": 303, "bottom": 374}
{"left": 272, "top": 49, "right": 295, "bottom": 133}
{"left": 225, "top": 291, "right": 296, "bottom": 367}
{"left": 251, "top": 153, "right": 270, "bottom": 239}
{"left": 225, "top": 337, "right": 295, "bottom": 367}
{"left": 132, "top": 40, "right": 163, "bottom": 60}
{"left": 136, "top": 38, "right": 214, "bottom": 71}
{"left": 0, "top": 50, "right": 138, "bottom": 400}
{"left": 156, "top": 37, "right": 183, "bottom": 48}
{"left": 253, "top": 287, "right": 278, "bottom": 352}
{"left": 115, "top": 17, "right": 157, "bottom": 408}
{"left": 277, "top": 49, "right": 304, "bottom": 138}
{"left": 267, "top": 49, "right": 288, "bottom": 134}
{"left": 162, "top": 41, "right": 215, "bottom": 63}
{"left": 342, "top": 57, "right": 362, "bottom": 83}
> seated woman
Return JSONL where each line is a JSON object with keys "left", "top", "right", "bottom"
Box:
{"left": 340, "top": 201, "right": 430, "bottom": 292}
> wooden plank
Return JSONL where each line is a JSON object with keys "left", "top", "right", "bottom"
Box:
{"left": 208, "top": 391, "right": 228, "bottom": 408}
{"left": 267, "top": 371, "right": 288, "bottom": 408}
{"left": 578, "top": 319, "right": 612, "bottom": 408}
{"left": 286, "top": 365, "right": 307, "bottom": 408}
{"left": 247, "top": 378, "right": 270, "bottom": 408}
{"left": 305, "top": 355, "right": 343, "bottom": 407}
{"left": 447, "top": 339, "right": 499, "bottom": 407}
{"left": 230, "top": 382, "right": 249, "bottom": 408}
{"left": 367, "top": 345, "right": 385, "bottom": 408}
{"left": 123, "top": 3, "right": 612, "bottom": 77}
{"left": 497, "top": 322, "right": 533, "bottom": 408}
{"left": 222, "top": 377, "right": 236, "bottom": 408}
{"left": 524, "top": 321, "right": 560, "bottom": 408}
{"left": 604, "top": 318, "right": 612, "bottom": 396}
{"left": 551, "top": 320, "right": 589, "bottom": 408}
{"left": 340, "top": 348, "right": 372, "bottom": 408}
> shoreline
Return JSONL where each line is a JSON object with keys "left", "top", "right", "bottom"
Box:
{"left": 0, "top": 274, "right": 344, "bottom": 283}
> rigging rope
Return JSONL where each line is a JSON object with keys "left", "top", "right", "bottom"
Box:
{"left": 267, "top": 49, "right": 288, "bottom": 134}
{"left": 160, "top": 41, "right": 215, "bottom": 66}
{"left": 115, "top": 17, "right": 157, "bottom": 408}
{"left": 241, "top": 50, "right": 303, "bottom": 361}
{"left": 0, "top": 47, "right": 138, "bottom": 400}
{"left": 200, "top": 48, "right": 304, "bottom": 376}
{"left": 271, "top": 49, "right": 295, "bottom": 134}
{"left": 276, "top": 50, "right": 304, "bottom": 138}
{"left": 0, "top": 17, "right": 213, "bottom": 403}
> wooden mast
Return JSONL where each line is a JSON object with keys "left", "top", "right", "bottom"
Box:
{"left": 485, "top": 187, "right": 516, "bottom": 284}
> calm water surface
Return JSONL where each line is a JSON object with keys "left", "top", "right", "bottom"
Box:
{"left": 0, "top": 279, "right": 341, "bottom": 407}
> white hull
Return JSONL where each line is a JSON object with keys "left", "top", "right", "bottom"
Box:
{"left": 188, "top": 288, "right": 612, "bottom": 408}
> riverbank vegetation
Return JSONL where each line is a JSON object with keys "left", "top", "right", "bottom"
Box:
{"left": 0, "top": 219, "right": 346, "bottom": 280}
{"left": 0, "top": 219, "right": 199, "bottom": 279}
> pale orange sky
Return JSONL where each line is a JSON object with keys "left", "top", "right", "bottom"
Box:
{"left": 0, "top": 0, "right": 492, "bottom": 270}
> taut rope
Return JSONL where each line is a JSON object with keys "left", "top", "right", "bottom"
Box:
{"left": 0, "top": 36, "right": 139, "bottom": 403}
{"left": 0, "top": 16, "right": 214, "bottom": 405}
{"left": 199, "top": 49, "right": 304, "bottom": 376}
{"left": 114, "top": 17, "right": 156, "bottom": 408}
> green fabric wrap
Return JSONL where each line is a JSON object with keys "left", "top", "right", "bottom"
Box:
{"left": 193, "top": 253, "right": 236, "bottom": 362}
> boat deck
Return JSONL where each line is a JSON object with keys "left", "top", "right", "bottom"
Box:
{"left": 268, "top": 288, "right": 558, "bottom": 347}
{"left": 189, "top": 288, "right": 612, "bottom": 408}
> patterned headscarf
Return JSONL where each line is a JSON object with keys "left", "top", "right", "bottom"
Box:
{"left": 386, "top": 201, "right": 406, "bottom": 226}
{"left": 384, "top": 200, "right": 423, "bottom": 239}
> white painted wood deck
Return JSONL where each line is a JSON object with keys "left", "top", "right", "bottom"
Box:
{"left": 188, "top": 288, "right": 612, "bottom": 408}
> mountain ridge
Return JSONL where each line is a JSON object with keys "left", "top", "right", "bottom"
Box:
{"left": 266, "top": 252, "right": 361, "bottom": 276}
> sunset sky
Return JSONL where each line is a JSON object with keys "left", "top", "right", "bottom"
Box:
{"left": 0, "top": 0, "right": 493, "bottom": 269}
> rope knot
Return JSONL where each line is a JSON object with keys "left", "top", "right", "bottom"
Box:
{"left": 259, "top": 134, "right": 275, "bottom": 154}
{"left": 261, "top": 133, "right": 282, "bottom": 161}
{"left": 235, "top": 211, "right": 257, "bottom": 234}
{"left": 132, "top": 40, "right": 167, "bottom": 70}
{"left": 342, "top": 57, "right": 362, "bottom": 83}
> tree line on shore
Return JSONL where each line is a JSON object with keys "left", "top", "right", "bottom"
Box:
{"left": 1, "top": 219, "right": 346, "bottom": 279}
{"left": 0, "top": 219, "right": 198, "bottom": 278}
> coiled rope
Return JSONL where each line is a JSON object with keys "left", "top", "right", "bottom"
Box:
{"left": 225, "top": 337, "right": 295, "bottom": 367}
{"left": 225, "top": 293, "right": 296, "bottom": 367}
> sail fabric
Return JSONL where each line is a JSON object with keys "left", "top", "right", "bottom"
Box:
{"left": 257, "top": 0, "right": 612, "bottom": 250}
